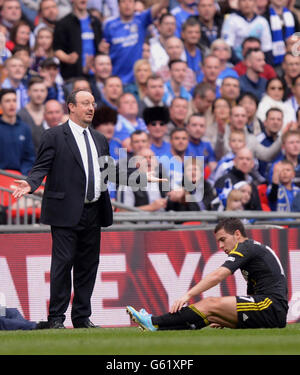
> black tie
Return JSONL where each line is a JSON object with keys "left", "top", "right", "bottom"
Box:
{"left": 83, "top": 129, "right": 95, "bottom": 201}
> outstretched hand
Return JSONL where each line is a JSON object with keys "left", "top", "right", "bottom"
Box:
{"left": 146, "top": 171, "right": 168, "bottom": 183}
{"left": 12, "top": 180, "right": 31, "bottom": 199}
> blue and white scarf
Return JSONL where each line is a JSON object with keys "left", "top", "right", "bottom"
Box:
{"left": 269, "top": 6, "right": 295, "bottom": 65}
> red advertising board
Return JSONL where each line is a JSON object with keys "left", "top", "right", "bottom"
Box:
{"left": 0, "top": 228, "right": 300, "bottom": 327}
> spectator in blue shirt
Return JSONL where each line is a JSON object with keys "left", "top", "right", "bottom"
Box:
{"left": 101, "top": 75, "right": 123, "bottom": 110}
{"left": 185, "top": 113, "right": 217, "bottom": 172}
{"left": 210, "top": 38, "right": 239, "bottom": 86}
{"left": 267, "top": 130, "right": 300, "bottom": 187}
{"left": 256, "top": 107, "right": 284, "bottom": 180}
{"left": 159, "top": 128, "right": 189, "bottom": 190}
{"left": 114, "top": 92, "right": 148, "bottom": 150}
{"left": 267, "top": 159, "right": 300, "bottom": 212}
{"left": 162, "top": 59, "right": 192, "bottom": 106}
{"left": 171, "top": 0, "right": 198, "bottom": 38}
{"left": 196, "top": 54, "right": 221, "bottom": 97}
{"left": 102, "top": 0, "right": 169, "bottom": 84}
{"left": 181, "top": 16, "right": 203, "bottom": 77}
{"left": 0, "top": 88, "right": 35, "bottom": 175}
{"left": 239, "top": 48, "right": 267, "bottom": 101}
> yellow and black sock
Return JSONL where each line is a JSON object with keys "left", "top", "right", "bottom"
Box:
{"left": 151, "top": 305, "right": 209, "bottom": 330}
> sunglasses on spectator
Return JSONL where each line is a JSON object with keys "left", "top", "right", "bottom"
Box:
{"left": 150, "top": 121, "right": 166, "bottom": 126}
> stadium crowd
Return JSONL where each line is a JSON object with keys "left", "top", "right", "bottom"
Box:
{"left": 2, "top": 0, "right": 300, "bottom": 218}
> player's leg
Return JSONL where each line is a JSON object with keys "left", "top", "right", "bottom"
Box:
{"left": 193, "top": 296, "right": 238, "bottom": 328}
{"left": 127, "top": 296, "right": 238, "bottom": 331}
{"left": 207, "top": 316, "right": 236, "bottom": 329}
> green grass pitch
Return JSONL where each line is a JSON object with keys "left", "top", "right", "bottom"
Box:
{"left": 1, "top": 323, "right": 300, "bottom": 355}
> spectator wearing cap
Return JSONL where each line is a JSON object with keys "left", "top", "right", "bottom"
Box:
{"left": 53, "top": 0, "right": 103, "bottom": 80}
{"left": 143, "top": 106, "right": 171, "bottom": 158}
{"left": 92, "top": 105, "right": 121, "bottom": 161}
{"left": 38, "top": 57, "right": 65, "bottom": 105}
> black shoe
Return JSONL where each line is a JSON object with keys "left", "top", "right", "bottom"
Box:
{"left": 73, "top": 319, "right": 99, "bottom": 328}
{"left": 48, "top": 320, "right": 66, "bottom": 329}
{"left": 35, "top": 321, "right": 50, "bottom": 329}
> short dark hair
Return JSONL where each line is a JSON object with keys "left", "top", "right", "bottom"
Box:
{"left": 193, "top": 82, "right": 215, "bottom": 99}
{"left": 187, "top": 113, "right": 205, "bottom": 125}
{"left": 265, "top": 77, "right": 284, "bottom": 92}
{"left": 27, "top": 76, "right": 45, "bottom": 88}
{"left": 168, "top": 59, "right": 187, "bottom": 70}
{"left": 244, "top": 48, "right": 263, "bottom": 60}
{"left": 237, "top": 92, "right": 259, "bottom": 107}
{"left": 130, "top": 129, "right": 149, "bottom": 140}
{"left": 66, "top": 89, "right": 91, "bottom": 113}
{"left": 242, "top": 37, "right": 261, "bottom": 49}
{"left": 0, "top": 88, "right": 16, "bottom": 102}
{"left": 211, "top": 97, "right": 231, "bottom": 113}
{"left": 181, "top": 16, "right": 201, "bottom": 32}
{"left": 104, "top": 75, "right": 122, "bottom": 86}
{"left": 170, "top": 96, "right": 188, "bottom": 107}
{"left": 170, "top": 127, "right": 188, "bottom": 138}
{"left": 146, "top": 73, "right": 164, "bottom": 86}
{"left": 265, "top": 107, "right": 283, "bottom": 119}
{"left": 158, "top": 12, "right": 175, "bottom": 24}
{"left": 12, "top": 44, "right": 31, "bottom": 55}
{"left": 214, "top": 218, "right": 247, "bottom": 237}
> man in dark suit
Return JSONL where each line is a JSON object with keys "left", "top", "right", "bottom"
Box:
{"left": 12, "top": 89, "right": 164, "bottom": 329}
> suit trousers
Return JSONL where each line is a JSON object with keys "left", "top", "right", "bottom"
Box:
{"left": 48, "top": 201, "right": 101, "bottom": 325}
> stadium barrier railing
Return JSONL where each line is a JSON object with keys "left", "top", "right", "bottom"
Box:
{"left": 2, "top": 169, "right": 300, "bottom": 229}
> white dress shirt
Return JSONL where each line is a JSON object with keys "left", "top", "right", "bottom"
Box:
{"left": 68, "top": 119, "right": 101, "bottom": 203}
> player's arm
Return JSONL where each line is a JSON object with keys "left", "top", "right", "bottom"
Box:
{"left": 151, "top": 0, "right": 169, "bottom": 19}
{"left": 170, "top": 267, "right": 231, "bottom": 313}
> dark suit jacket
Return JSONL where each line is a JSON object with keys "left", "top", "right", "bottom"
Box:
{"left": 25, "top": 121, "right": 116, "bottom": 228}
